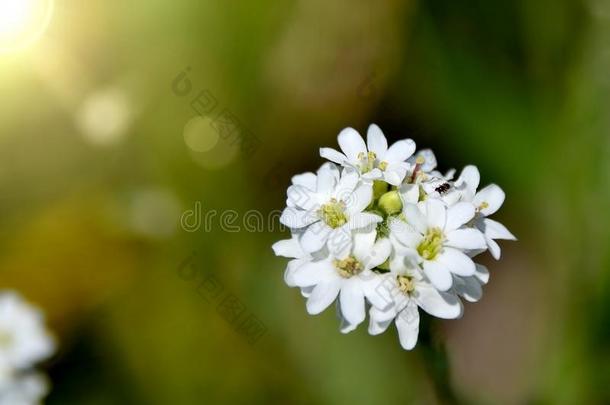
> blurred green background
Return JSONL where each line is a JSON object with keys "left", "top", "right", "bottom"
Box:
{"left": 1, "top": 0, "right": 609, "bottom": 403}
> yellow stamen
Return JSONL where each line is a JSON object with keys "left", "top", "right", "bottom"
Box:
{"left": 334, "top": 256, "right": 363, "bottom": 278}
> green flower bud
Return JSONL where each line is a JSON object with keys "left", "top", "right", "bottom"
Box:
{"left": 372, "top": 180, "right": 388, "bottom": 200}
{"left": 378, "top": 190, "right": 402, "bottom": 216}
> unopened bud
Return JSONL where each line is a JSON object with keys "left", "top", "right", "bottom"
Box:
{"left": 378, "top": 190, "right": 402, "bottom": 216}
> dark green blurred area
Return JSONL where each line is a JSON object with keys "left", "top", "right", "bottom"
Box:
{"left": 1, "top": 0, "right": 609, "bottom": 403}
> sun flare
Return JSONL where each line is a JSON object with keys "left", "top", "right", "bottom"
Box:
{"left": 0, "top": 0, "right": 53, "bottom": 53}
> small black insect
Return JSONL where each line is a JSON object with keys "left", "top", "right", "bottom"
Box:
{"left": 434, "top": 183, "right": 451, "bottom": 194}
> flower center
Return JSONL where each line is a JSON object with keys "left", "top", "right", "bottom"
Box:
{"left": 319, "top": 198, "right": 348, "bottom": 228}
{"left": 357, "top": 151, "right": 377, "bottom": 173}
{"left": 417, "top": 227, "right": 445, "bottom": 260}
{"left": 334, "top": 256, "right": 363, "bottom": 278}
{"left": 397, "top": 275, "right": 416, "bottom": 295}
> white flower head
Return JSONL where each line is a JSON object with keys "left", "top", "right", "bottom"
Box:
{"left": 455, "top": 165, "right": 517, "bottom": 259}
{"left": 390, "top": 199, "right": 487, "bottom": 291}
{"left": 0, "top": 292, "right": 55, "bottom": 372}
{"left": 320, "top": 124, "right": 416, "bottom": 186}
{"left": 368, "top": 256, "right": 462, "bottom": 350}
{"left": 287, "top": 228, "right": 392, "bottom": 332}
{"left": 0, "top": 371, "right": 48, "bottom": 405}
{"left": 273, "top": 124, "right": 515, "bottom": 350}
{"left": 280, "top": 163, "right": 381, "bottom": 256}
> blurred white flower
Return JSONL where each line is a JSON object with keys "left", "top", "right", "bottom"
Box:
{"left": 0, "top": 292, "right": 54, "bottom": 371}
{"left": 0, "top": 291, "right": 55, "bottom": 405}
{"left": 0, "top": 371, "right": 48, "bottom": 405}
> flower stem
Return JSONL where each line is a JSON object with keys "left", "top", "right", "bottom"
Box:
{"left": 418, "top": 317, "right": 461, "bottom": 405}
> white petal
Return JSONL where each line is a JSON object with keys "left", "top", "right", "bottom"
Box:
{"left": 437, "top": 248, "right": 476, "bottom": 276}
{"left": 272, "top": 237, "right": 305, "bottom": 258}
{"left": 284, "top": 258, "right": 307, "bottom": 286}
{"left": 474, "top": 264, "right": 490, "bottom": 284}
{"left": 486, "top": 236, "right": 501, "bottom": 260}
{"left": 483, "top": 218, "right": 516, "bottom": 240}
{"left": 403, "top": 203, "right": 427, "bottom": 234}
{"left": 333, "top": 168, "right": 360, "bottom": 201}
{"left": 399, "top": 183, "right": 419, "bottom": 204}
{"left": 335, "top": 300, "right": 357, "bottom": 334}
{"left": 389, "top": 219, "right": 422, "bottom": 248}
{"left": 320, "top": 147, "right": 348, "bottom": 165}
{"left": 300, "top": 285, "right": 314, "bottom": 298}
{"left": 445, "top": 228, "right": 487, "bottom": 250}
{"left": 473, "top": 184, "right": 505, "bottom": 216}
{"left": 306, "top": 280, "right": 341, "bottom": 315}
{"left": 339, "top": 280, "right": 366, "bottom": 326}
{"left": 337, "top": 127, "right": 367, "bottom": 161}
{"left": 316, "top": 163, "right": 340, "bottom": 196}
{"left": 425, "top": 198, "right": 446, "bottom": 229}
{"left": 328, "top": 227, "right": 352, "bottom": 258}
{"left": 423, "top": 260, "right": 453, "bottom": 291}
{"left": 279, "top": 207, "right": 318, "bottom": 229}
{"left": 352, "top": 228, "right": 377, "bottom": 259}
{"left": 362, "top": 273, "right": 393, "bottom": 311}
{"left": 287, "top": 185, "right": 319, "bottom": 211}
{"left": 347, "top": 212, "right": 382, "bottom": 230}
{"left": 383, "top": 166, "right": 407, "bottom": 186}
{"left": 291, "top": 172, "right": 317, "bottom": 190}
{"left": 368, "top": 306, "right": 396, "bottom": 335}
{"left": 362, "top": 237, "right": 392, "bottom": 270}
{"left": 456, "top": 165, "right": 480, "bottom": 196}
{"left": 300, "top": 222, "right": 331, "bottom": 253}
{"left": 291, "top": 260, "right": 333, "bottom": 287}
{"left": 385, "top": 139, "right": 416, "bottom": 163}
{"left": 445, "top": 202, "right": 476, "bottom": 232}
{"left": 415, "top": 284, "right": 463, "bottom": 318}
{"left": 444, "top": 168, "right": 456, "bottom": 180}
{"left": 454, "top": 276, "right": 483, "bottom": 303}
{"left": 362, "top": 168, "right": 383, "bottom": 181}
{"left": 366, "top": 124, "right": 388, "bottom": 156}
{"left": 408, "top": 149, "right": 437, "bottom": 172}
{"left": 345, "top": 183, "right": 373, "bottom": 215}
{"left": 395, "top": 301, "right": 420, "bottom": 350}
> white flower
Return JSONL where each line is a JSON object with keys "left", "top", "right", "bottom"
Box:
{"left": 455, "top": 165, "right": 517, "bottom": 259}
{"left": 320, "top": 124, "right": 416, "bottom": 186}
{"left": 288, "top": 229, "right": 392, "bottom": 332}
{"left": 272, "top": 233, "right": 315, "bottom": 298}
{"left": 0, "top": 371, "right": 48, "bottom": 405}
{"left": 453, "top": 263, "right": 490, "bottom": 303}
{"left": 280, "top": 163, "right": 381, "bottom": 256}
{"left": 389, "top": 199, "right": 487, "bottom": 291}
{"left": 0, "top": 292, "right": 55, "bottom": 372}
{"left": 273, "top": 125, "right": 515, "bottom": 350}
{"left": 368, "top": 256, "right": 462, "bottom": 350}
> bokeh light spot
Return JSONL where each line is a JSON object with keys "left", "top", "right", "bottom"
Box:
{"left": 76, "top": 87, "right": 133, "bottom": 147}
{"left": 183, "top": 116, "right": 220, "bottom": 153}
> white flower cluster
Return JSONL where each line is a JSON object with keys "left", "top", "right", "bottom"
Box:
{"left": 0, "top": 291, "right": 55, "bottom": 405}
{"left": 273, "top": 124, "right": 516, "bottom": 350}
